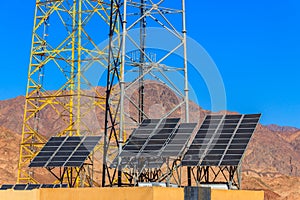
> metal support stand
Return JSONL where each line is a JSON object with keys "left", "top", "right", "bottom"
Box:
{"left": 189, "top": 166, "right": 241, "bottom": 189}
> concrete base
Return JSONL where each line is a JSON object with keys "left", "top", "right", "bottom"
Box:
{"left": 0, "top": 187, "right": 264, "bottom": 200}
{"left": 184, "top": 187, "right": 264, "bottom": 200}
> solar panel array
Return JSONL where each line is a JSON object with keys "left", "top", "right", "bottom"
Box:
{"left": 111, "top": 118, "right": 197, "bottom": 169}
{"left": 0, "top": 184, "right": 68, "bottom": 190}
{"left": 182, "top": 114, "right": 260, "bottom": 166}
{"left": 29, "top": 136, "right": 101, "bottom": 168}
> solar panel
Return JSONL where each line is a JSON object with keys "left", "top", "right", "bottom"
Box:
{"left": 111, "top": 118, "right": 181, "bottom": 168}
{"left": 182, "top": 114, "right": 260, "bottom": 167}
{"left": 111, "top": 119, "right": 164, "bottom": 168}
{"left": 29, "top": 136, "right": 101, "bottom": 168}
{"left": 0, "top": 184, "right": 13, "bottom": 190}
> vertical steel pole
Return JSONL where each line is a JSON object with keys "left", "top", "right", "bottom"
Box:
{"left": 187, "top": 167, "right": 192, "bottom": 186}
{"left": 238, "top": 165, "right": 242, "bottom": 189}
{"left": 103, "top": 0, "right": 115, "bottom": 187}
{"left": 182, "top": 0, "right": 191, "bottom": 186}
{"left": 119, "top": 0, "right": 128, "bottom": 187}
{"left": 182, "top": 0, "right": 189, "bottom": 124}
{"left": 138, "top": 0, "right": 146, "bottom": 123}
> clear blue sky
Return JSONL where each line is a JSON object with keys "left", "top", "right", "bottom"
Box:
{"left": 0, "top": 1, "right": 299, "bottom": 128}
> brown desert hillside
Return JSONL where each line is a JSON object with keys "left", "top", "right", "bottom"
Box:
{"left": 0, "top": 126, "right": 20, "bottom": 183}
{"left": 244, "top": 125, "right": 300, "bottom": 177}
{"left": 0, "top": 84, "right": 299, "bottom": 199}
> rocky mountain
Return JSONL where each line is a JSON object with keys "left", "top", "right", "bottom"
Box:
{"left": 0, "top": 126, "right": 20, "bottom": 183}
{"left": 0, "top": 84, "right": 300, "bottom": 199}
{"left": 266, "top": 124, "right": 299, "bottom": 133}
{"left": 0, "top": 96, "right": 24, "bottom": 134}
{"left": 243, "top": 125, "right": 300, "bottom": 177}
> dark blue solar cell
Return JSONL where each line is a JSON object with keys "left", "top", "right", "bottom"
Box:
{"left": 63, "top": 141, "right": 81, "bottom": 146}
{"left": 51, "top": 156, "right": 69, "bottom": 162}
{"left": 220, "top": 160, "right": 239, "bottom": 166}
{"left": 46, "top": 161, "right": 65, "bottom": 167}
{"left": 226, "top": 149, "right": 244, "bottom": 155}
{"left": 29, "top": 162, "right": 47, "bottom": 167}
{"left": 42, "top": 146, "right": 58, "bottom": 152}
{"left": 223, "top": 119, "right": 240, "bottom": 124}
{"left": 203, "top": 155, "right": 223, "bottom": 161}
{"left": 64, "top": 161, "right": 84, "bottom": 167}
{"left": 59, "top": 146, "right": 77, "bottom": 151}
{"left": 53, "top": 184, "right": 68, "bottom": 188}
{"left": 143, "top": 145, "right": 162, "bottom": 151}
{"left": 239, "top": 124, "right": 257, "bottom": 129}
{"left": 41, "top": 184, "right": 54, "bottom": 188}
{"left": 181, "top": 160, "right": 199, "bottom": 166}
{"left": 123, "top": 145, "right": 142, "bottom": 151}
{"left": 72, "top": 151, "right": 90, "bottom": 157}
{"left": 46, "top": 141, "right": 62, "bottom": 146}
{"left": 244, "top": 114, "right": 261, "bottom": 119}
{"left": 55, "top": 151, "right": 73, "bottom": 156}
{"left": 232, "top": 134, "right": 252, "bottom": 139}
{"left": 142, "top": 119, "right": 160, "bottom": 124}
{"left": 66, "top": 136, "right": 82, "bottom": 141}
{"left": 206, "top": 115, "right": 223, "bottom": 120}
{"left": 231, "top": 139, "right": 250, "bottom": 144}
{"left": 49, "top": 137, "right": 66, "bottom": 142}
{"left": 228, "top": 144, "right": 247, "bottom": 149}
{"left": 32, "top": 157, "right": 49, "bottom": 162}
{"left": 223, "top": 155, "right": 242, "bottom": 160}
{"left": 225, "top": 115, "right": 242, "bottom": 119}
{"left": 13, "top": 184, "right": 27, "bottom": 190}
{"left": 241, "top": 119, "right": 259, "bottom": 124}
{"left": 67, "top": 157, "right": 86, "bottom": 162}
{"left": 202, "top": 119, "right": 221, "bottom": 125}
{"left": 200, "top": 124, "right": 219, "bottom": 129}
{"left": 37, "top": 152, "right": 53, "bottom": 157}
{"left": 200, "top": 160, "right": 220, "bottom": 166}
{"left": 26, "top": 184, "right": 40, "bottom": 190}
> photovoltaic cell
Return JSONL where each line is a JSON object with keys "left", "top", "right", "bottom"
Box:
{"left": 120, "top": 119, "right": 161, "bottom": 157}
{"left": 160, "top": 123, "right": 197, "bottom": 157}
{"left": 112, "top": 119, "right": 171, "bottom": 168}
{"left": 112, "top": 118, "right": 196, "bottom": 169}
{"left": 139, "top": 118, "right": 180, "bottom": 157}
{"left": 119, "top": 118, "right": 180, "bottom": 158}
{"left": 13, "top": 184, "right": 27, "bottom": 190}
{"left": 41, "top": 184, "right": 55, "bottom": 188}
{"left": 182, "top": 114, "right": 260, "bottom": 167}
{"left": 0, "top": 184, "right": 13, "bottom": 190}
{"left": 54, "top": 184, "right": 68, "bottom": 188}
{"left": 26, "top": 184, "right": 41, "bottom": 190}
{"left": 29, "top": 136, "right": 101, "bottom": 168}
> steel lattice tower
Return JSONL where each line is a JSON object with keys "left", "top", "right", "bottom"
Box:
{"left": 18, "top": 0, "right": 118, "bottom": 184}
{"left": 18, "top": 0, "right": 188, "bottom": 186}
{"left": 103, "top": 0, "right": 189, "bottom": 186}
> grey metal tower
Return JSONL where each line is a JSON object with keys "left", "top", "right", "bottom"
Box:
{"left": 103, "top": 0, "right": 189, "bottom": 186}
